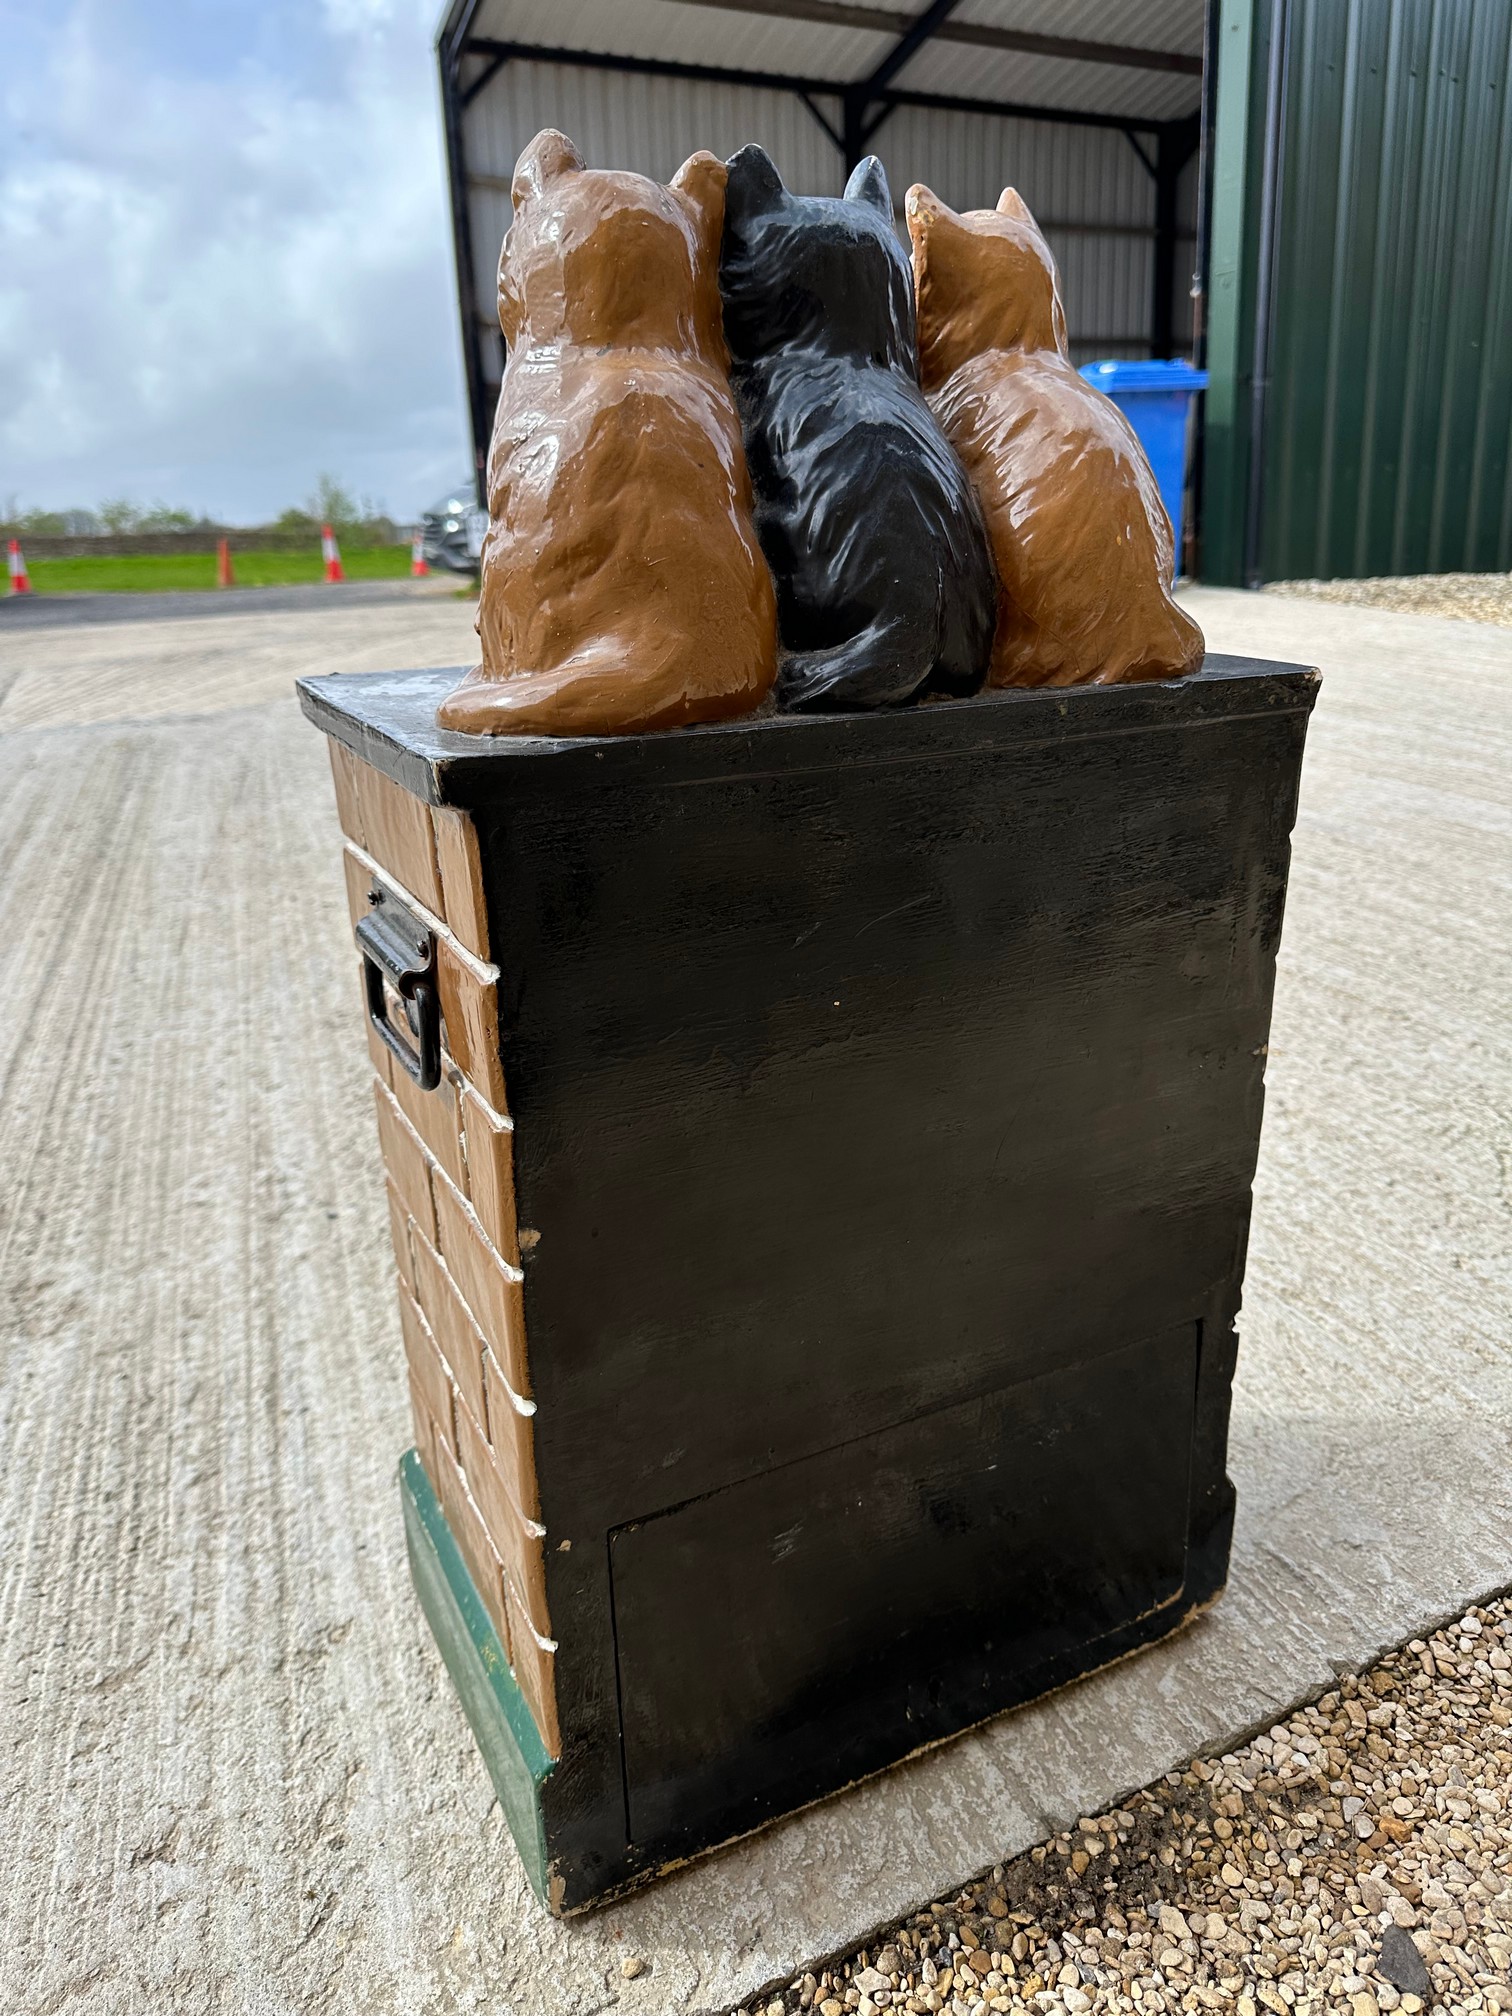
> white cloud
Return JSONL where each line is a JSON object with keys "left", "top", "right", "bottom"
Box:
{"left": 0, "top": 0, "right": 472, "bottom": 522}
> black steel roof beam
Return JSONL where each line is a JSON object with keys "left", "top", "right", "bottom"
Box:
{"left": 862, "top": 0, "right": 962, "bottom": 95}
{"left": 797, "top": 89, "right": 845, "bottom": 152}
{"left": 461, "top": 46, "right": 511, "bottom": 108}
{"left": 437, "top": 0, "right": 483, "bottom": 62}
{"left": 880, "top": 85, "right": 1162, "bottom": 135}
{"left": 458, "top": 37, "right": 1166, "bottom": 137}
{"left": 1124, "top": 129, "right": 1158, "bottom": 179}
{"left": 656, "top": 1, "right": 1204, "bottom": 77}
{"left": 1164, "top": 109, "right": 1203, "bottom": 169}
{"left": 462, "top": 35, "right": 841, "bottom": 103}
{"left": 853, "top": 0, "right": 962, "bottom": 151}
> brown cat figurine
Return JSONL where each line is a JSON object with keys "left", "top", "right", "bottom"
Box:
{"left": 906, "top": 183, "right": 1203, "bottom": 688}
{"left": 438, "top": 131, "right": 778, "bottom": 736}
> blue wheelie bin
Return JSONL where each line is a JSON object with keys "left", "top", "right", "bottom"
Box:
{"left": 1079, "top": 359, "right": 1207, "bottom": 577}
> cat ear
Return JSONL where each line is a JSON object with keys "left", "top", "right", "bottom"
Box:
{"left": 512, "top": 128, "right": 584, "bottom": 209}
{"left": 724, "top": 144, "right": 786, "bottom": 222}
{"left": 905, "top": 182, "right": 949, "bottom": 244}
{"left": 905, "top": 183, "right": 943, "bottom": 222}
{"left": 845, "top": 155, "right": 892, "bottom": 218}
{"left": 672, "top": 150, "right": 727, "bottom": 255}
{"left": 997, "top": 187, "right": 1040, "bottom": 231}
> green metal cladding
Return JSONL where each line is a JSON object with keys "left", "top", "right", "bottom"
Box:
{"left": 1205, "top": 0, "right": 1512, "bottom": 583}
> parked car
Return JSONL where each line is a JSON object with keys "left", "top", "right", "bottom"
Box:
{"left": 421, "top": 487, "right": 489, "bottom": 574}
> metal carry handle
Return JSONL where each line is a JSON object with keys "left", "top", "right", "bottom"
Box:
{"left": 355, "top": 884, "right": 442, "bottom": 1091}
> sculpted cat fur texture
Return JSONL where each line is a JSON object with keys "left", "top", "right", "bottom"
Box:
{"left": 907, "top": 183, "right": 1204, "bottom": 688}
{"left": 720, "top": 147, "right": 995, "bottom": 712}
{"left": 438, "top": 131, "right": 777, "bottom": 737}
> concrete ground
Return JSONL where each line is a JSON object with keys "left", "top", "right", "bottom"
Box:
{"left": 1, "top": 585, "right": 1507, "bottom": 2015}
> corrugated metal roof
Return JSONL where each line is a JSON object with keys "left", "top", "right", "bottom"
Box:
{"left": 887, "top": 42, "right": 1198, "bottom": 120}
{"left": 953, "top": 0, "right": 1201, "bottom": 52}
{"left": 446, "top": 0, "right": 1205, "bottom": 121}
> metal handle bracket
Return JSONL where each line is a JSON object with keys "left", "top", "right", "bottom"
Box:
{"left": 356, "top": 883, "right": 442, "bottom": 1091}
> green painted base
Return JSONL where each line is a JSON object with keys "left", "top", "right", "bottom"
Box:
{"left": 399, "top": 1449, "right": 555, "bottom": 1902}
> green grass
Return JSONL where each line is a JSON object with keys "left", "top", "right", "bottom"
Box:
{"left": 20, "top": 545, "right": 415, "bottom": 594}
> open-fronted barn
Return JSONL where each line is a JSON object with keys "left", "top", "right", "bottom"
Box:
{"left": 435, "top": 2, "right": 1208, "bottom": 505}
{"left": 436, "top": 2, "right": 1512, "bottom": 584}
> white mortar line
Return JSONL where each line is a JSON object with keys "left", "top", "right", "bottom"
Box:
{"left": 506, "top": 1580, "right": 559, "bottom": 1655}
{"left": 453, "top": 1066, "right": 512, "bottom": 1134}
{"left": 376, "top": 1076, "right": 524, "bottom": 1286}
{"left": 344, "top": 839, "right": 500, "bottom": 984}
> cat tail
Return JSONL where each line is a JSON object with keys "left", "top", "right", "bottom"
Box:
{"left": 776, "top": 610, "right": 930, "bottom": 712}
{"left": 929, "top": 529, "right": 996, "bottom": 699}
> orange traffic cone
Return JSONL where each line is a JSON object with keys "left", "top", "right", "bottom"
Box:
{"left": 216, "top": 537, "right": 235, "bottom": 587}
{"left": 7, "top": 539, "right": 31, "bottom": 595}
{"left": 410, "top": 529, "right": 429, "bottom": 578}
{"left": 321, "top": 523, "right": 345, "bottom": 584}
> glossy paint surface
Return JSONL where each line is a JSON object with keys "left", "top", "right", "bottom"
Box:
{"left": 909, "top": 184, "right": 1204, "bottom": 688}
{"left": 439, "top": 130, "right": 777, "bottom": 737}
{"left": 719, "top": 146, "right": 995, "bottom": 713}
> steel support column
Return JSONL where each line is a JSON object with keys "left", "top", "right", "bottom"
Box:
{"left": 438, "top": 1, "right": 491, "bottom": 501}
{"left": 1152, "top": 116, "right": 1200, "bottom": 359}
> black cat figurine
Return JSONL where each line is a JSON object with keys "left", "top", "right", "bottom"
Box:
{"left": 719, "top": 145, "right": 995, "bottom": 711}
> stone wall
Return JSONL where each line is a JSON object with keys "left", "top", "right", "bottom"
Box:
{"left": 6, "top": 527, "right": 403, "bottom": 558}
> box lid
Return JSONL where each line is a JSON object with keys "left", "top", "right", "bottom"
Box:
{"left": 296, "top": 656, "right": 1319, "bottom": 810}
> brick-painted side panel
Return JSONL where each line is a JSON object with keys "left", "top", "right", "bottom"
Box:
{"left": 327, "top": 739, "right": 368, "bottom": 848}
{"left": 462, "top": 1098, "right": 518, "bottom": 1265}
{"left": 435, "top": 943, "right": 508, "bottom": 1114}
{"left": 372, "top": 1080, "right": 437, "bottom": 1247}
{"left": 351, "top": 758, "right": 446, "bottom": 915}
{"left": 385, "top": 1179, "right": 414, "bottom": 1294}
{"left": 326, "top": 743, "right": 559, "bottom": 1758}
{"left": 433, "top": 805, "right": 491, "bottom": 961}
{"left": 432, "top": 1176, "right": 528, "bottom": 1399}
{"left": 399, "top": 1292, "right": 457, "bottom": 1455}
{"left": 409, "top": 1227, "right": 489, "bottom": 1431}
{"left": 504, "top": 1583, "right": 560, "bottom": 1760}
{"left": 388, "top": 1058, "right": 468, "bottom": 1193}
{"left": 455, "top": 1401, "right": 550, "bottom": 1639}
{"left": 431, "top": 1432, "right": 513, "bottom": 1660}
{"left": 482, "top": 1350, "right": 540, "bottom": 1523}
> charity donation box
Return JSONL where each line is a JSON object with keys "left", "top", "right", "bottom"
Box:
{"left": 299, "top": 655, "right": 1317, "bottom": 1914}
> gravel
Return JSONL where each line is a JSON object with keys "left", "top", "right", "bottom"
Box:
{"left": 734, "top": 1597, "right": 1512, "bottom": 2016}
{"left": 1267, "top": 573, "right": 1512, "bottom": 629}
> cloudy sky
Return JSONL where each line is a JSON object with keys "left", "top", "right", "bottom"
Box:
{"left": 2, "top": 0, "right": 472, "bottom": 525}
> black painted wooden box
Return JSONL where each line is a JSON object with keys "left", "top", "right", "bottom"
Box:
{"left": 299, "top": 654, "right": 1318, "bottom": 1912}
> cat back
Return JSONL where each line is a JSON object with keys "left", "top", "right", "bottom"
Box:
{"left": 720, "top": 147, "right": 994, "bottom": 712}
{"left": 439, "top": 130, "right": 777, "bottom": 737}
{"left": 908, "top": 183, "right": 1203, "bottom": 689}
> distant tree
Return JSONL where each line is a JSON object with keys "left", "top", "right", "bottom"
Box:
{"left": 2, "top": 500, "right": 197, "bottom": 538}
{"left": 308, "top": 473, "right": 361, "bottom": 530}
{"left": 15, "top": 507, "right": 68, "bottom": 537}
{"left": 276, "top": 475, "right": 398, "bottom": 544}
{"left": 135, "top": 503, "right": 197, "bottom": 532}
